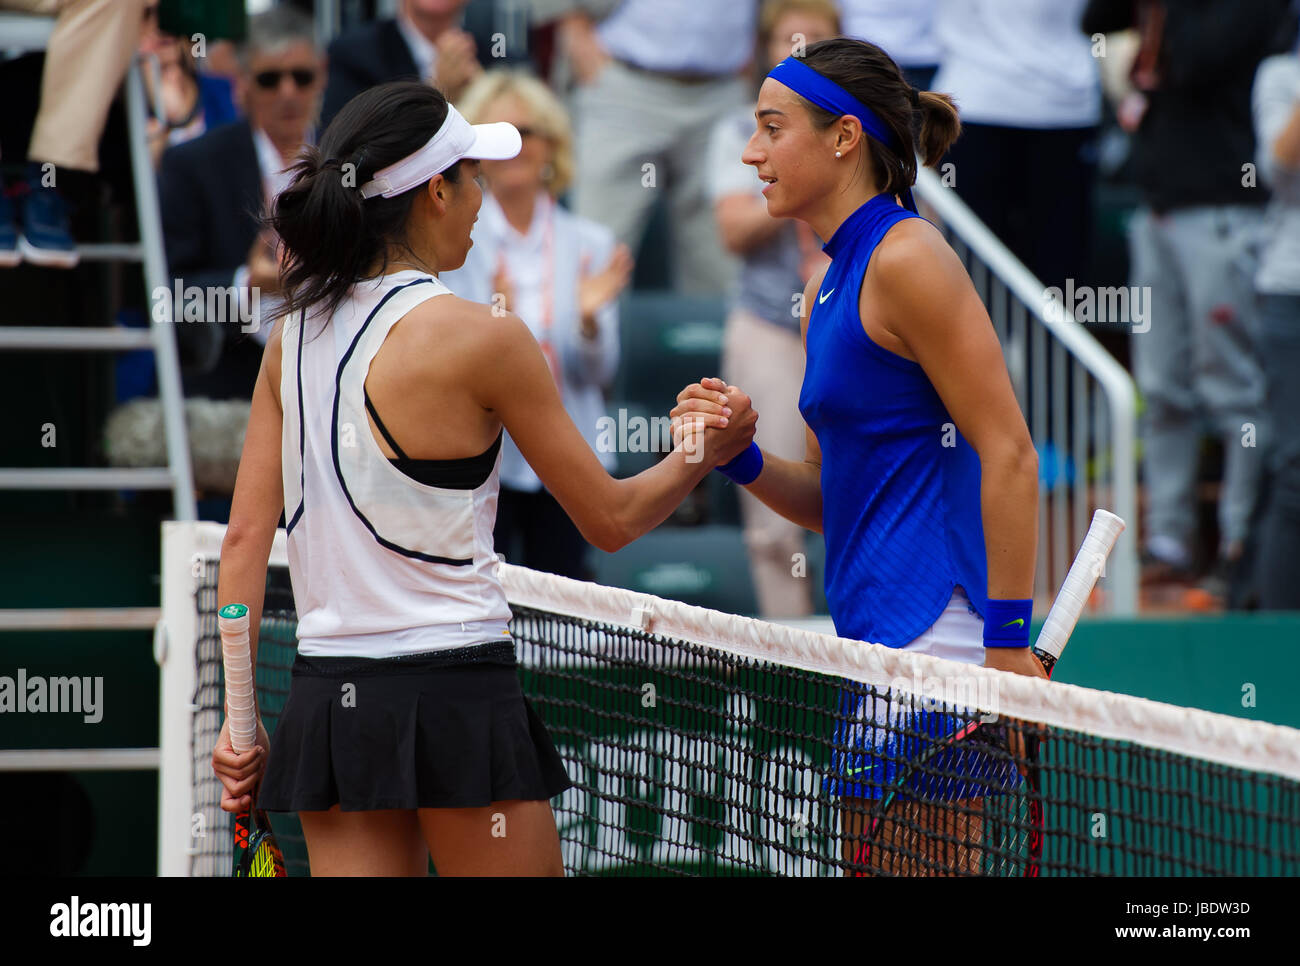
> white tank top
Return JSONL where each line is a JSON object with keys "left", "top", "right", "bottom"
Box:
{"left": 281, "top": 270, "right": 512, "bottom": 657}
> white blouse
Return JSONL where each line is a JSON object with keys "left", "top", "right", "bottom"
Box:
{"left": 441, "top": 190, "right": 621, "bottom": 492}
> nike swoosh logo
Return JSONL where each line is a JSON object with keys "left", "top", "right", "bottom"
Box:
{"left": 1000, "top": 618, "right": 1025, "bottom": 629}
{"left": 818, "top": 288, "right": 835, "bottom": 304}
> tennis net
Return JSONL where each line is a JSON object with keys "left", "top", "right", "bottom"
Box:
{"left": 159, "top": 522, "right": 1300, "bottom": 876}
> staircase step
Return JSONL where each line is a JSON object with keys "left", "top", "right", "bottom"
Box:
{"left": 0, "top": 327, "right": 155, "bottom": 351}
{"left": 0, "top": 468, "right": 175, "bottom": 489}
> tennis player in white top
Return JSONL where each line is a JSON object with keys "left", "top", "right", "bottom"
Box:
{"left": 211, "top": 80, "right": 755, "bottom": 876}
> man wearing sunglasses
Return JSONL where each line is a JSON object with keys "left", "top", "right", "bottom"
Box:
{"left": 158, "top": 4, "right": 324, "bottom": 407}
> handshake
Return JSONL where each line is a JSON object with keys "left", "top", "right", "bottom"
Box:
{"left": 670, "top": 375, "right": 759, "bottom": 471}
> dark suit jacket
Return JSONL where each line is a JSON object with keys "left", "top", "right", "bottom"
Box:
{"left": 321, "top": 19, "right": 421, "bottom": 130}
{"left": 321, "top": 9, "right": 536, "bottom": 129}
{"left": 158, "top": 120, "right": 266, "bottom": 400}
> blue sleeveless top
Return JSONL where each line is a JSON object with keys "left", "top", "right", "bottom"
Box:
{"left": 799, "top": 193, "right": 988, "bottom": 646}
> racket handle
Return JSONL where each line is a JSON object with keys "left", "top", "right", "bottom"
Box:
{"left": 218, "top": 603, "right": 257, "bottom": 754}
{"left": 1032, "top": 648, "right": 1058, "bottom": 678}
{"left": 1033, "top": 509, "right": 1126, "bottom": 664}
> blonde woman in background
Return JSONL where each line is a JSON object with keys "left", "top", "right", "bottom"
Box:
{"left": 709, "top": 0, "right": 840, "bottom": 617}
{"left": 442, "top": 70, "right": 634, "bottom": 580}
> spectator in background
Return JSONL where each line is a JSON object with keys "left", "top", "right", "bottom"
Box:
{"left": 1252, "top": 41, "right": 1300, "bottom": 609}
{"left": 709, "top": 0, "right": 839, "bottom": 618}
{"left": 321, "top": 0, "right": 483, "bottom": 129}
{"left": 1082, "top": 0, "right": 1286, "bottom": 605}
{"left": 461, "top": 0, "right": 538, "bottom": 71}
{"left": 553, "top": 0, "right": 757, "bottom": 294}
{"left": 0, "top": 0, "right": 148, "bottom": 268}
{"left": 932, "top": 0, "right": 1100, "bottom": 295}
{"left": 837, "top": 0, "right": 939, "bottom": 90}
{"left": 139, "top": 9, "right": 240, "bottom": 168}
{"left": 159, "top": 4, "right": 323, "bottom": 401}
{"left": 203, "top": 38, "right": 243, "bottom": 88}
{"left": 441, "top": 70, "right": 632, "bottom": 580}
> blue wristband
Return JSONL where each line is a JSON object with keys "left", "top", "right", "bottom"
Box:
{"left": 716, "top": 442, "right": 763, "bottom": 485}
{"left": 982, "top": 598, "right": 1033, "bottom": 648}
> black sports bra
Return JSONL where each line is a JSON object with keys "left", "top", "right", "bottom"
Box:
{"left": 363, "top": 389, "right": 500, "bottom": 490}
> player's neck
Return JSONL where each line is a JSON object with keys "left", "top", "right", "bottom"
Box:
{"left": 375, "top": 244, "right": 441, "bottom": 277}
{"left": 806, "top": 186, "right": 889, "bottom": 248}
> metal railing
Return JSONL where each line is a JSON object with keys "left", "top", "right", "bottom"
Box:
{"left": 0, "top": 16, "right": 192, "bottom": 800}
{"left": 0, "top": 607, "right": 164, "bottom": 779}
{"left": 914, "top": 167, "right": 1139, "bottom": 616}
{"left": 0, "top": 13, "right": 197, "bottom": 520}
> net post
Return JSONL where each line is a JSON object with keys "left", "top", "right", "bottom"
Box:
{"left": 158, "top": 521, "right": 201, "bottom": 875}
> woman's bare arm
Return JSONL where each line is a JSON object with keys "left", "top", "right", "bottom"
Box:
{"left": 219, "top": 325, "right": 286, "bottom": 672}
{"left": 1268, "top": 94, "right": 1300, "bottom": 169}
{"left": 872, "top": 222, "right": 1038, "bottom": 602}
{"left": 213, "top": 325, "right": 286, "bottom": 809}
{"left": 671, "top": 267, "right": 826, "bottom": 532}
{"left": 467, "top": 305, "right": 756, "bottom": 552}
{"left": 872, "top": 221, "right": 1043, "bottom": 677}
{"left": 737, "top": 420, "right": 824, "bottom": 533}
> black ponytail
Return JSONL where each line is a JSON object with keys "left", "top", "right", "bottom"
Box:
{"left": 270, "top": 81, "right": 462, "bottom": 327}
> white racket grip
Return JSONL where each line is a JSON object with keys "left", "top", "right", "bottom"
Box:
{"left": 1034, "top": 509, "right": 1126, "bottom": 662}
{"left": 218, "top": 607, "right": 257, "bottom": 754}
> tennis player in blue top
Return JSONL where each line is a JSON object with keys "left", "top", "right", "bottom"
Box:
{"left": 673, "top": 37, "right": 1046, "bottom": 875}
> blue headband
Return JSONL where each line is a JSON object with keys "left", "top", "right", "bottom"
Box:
{"left": 766, "top": 56, "right": 917, "bottom": 214}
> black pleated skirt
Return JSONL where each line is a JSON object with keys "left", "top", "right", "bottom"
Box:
{"left": 257, "top": 639, "right": 573, "bottom": 812}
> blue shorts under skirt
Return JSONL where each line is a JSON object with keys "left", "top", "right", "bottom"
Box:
{"left": 824, "top": 685, "right": 1022, "bottom": 801}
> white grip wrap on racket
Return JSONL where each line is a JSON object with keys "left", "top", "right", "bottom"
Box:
{"left": 218, "top": 603, "right": 258, "bottom": 754}
{"left": 1034, "top": 509, "right": 1126, "bottom": 661}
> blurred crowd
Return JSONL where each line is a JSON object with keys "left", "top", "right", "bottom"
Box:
{"left": 3, "top": 0, "right": 1298, "bottom": 615}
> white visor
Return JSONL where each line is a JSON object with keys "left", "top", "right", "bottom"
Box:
{"left": 357, "top": 104, "right": 521, "bottom": 200}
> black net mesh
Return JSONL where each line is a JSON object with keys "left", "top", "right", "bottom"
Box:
{"left": 189, "top": 561, "right": 1300, "bottom": 877}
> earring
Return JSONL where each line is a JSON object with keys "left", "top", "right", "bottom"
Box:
{"left": 835, "top": 150, "right": 842, "bottom": 158}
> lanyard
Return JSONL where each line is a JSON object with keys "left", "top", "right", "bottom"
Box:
{"left": 497, "top": 195, "right": 560, "bottom": 399}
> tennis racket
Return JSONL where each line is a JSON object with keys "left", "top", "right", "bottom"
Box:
{"left": 218, "top": 602, "right": 286, "bottom": 878}
{"left": 852, "top": 508, "right": 1126, "bottom": 876}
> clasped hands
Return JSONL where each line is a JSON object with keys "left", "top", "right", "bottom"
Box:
{"left": 670, "top": 375, "right": 758, "bottom": 468}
